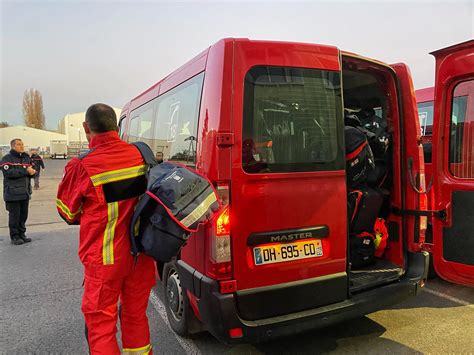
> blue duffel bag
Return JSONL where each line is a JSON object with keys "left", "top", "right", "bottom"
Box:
{"left": 130, "top": 152, "right": 221, "bottom": 262}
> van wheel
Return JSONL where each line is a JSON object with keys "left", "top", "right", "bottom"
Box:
{"left": 163, "top": 262, "right": 202, "bottom": 336}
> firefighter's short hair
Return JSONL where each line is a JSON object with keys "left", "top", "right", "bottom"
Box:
{"left": 10, "top": 138, "right": 22, "bottom": 148}
{"left": 85, "top": 103, "right": 117, "bottom": 133}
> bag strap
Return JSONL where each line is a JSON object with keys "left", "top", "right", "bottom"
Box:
{"left": 130, "top": 142, "right": 156, "bottom": 258}
{"left": 132, "top": 142, "right": 157, "bottom": 167}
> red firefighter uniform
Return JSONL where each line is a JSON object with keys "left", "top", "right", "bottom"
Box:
{"left": 56, "top": 131, "right": 156, "bottom": 354}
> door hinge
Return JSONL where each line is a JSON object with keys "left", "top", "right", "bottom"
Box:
{"left": 392, "top": 207, "right": 447, "bottom": 220}
{"left": 216, "top": 132, "right": 234, "bottom": 147}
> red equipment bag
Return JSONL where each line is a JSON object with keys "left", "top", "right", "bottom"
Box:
{"left": 374, "top": 218, "right": 389, "bottom": 257}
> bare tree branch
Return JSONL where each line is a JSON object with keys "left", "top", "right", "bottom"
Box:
{"left": 22, "top": 89, "right": 45, "bottom": 129}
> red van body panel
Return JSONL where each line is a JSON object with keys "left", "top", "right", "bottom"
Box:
{"left": 430, "top": 40, "right": 474, "bottom": 287}
{"left": 416, "top": 87, "right": 435, "bottom": 103}
{"left": 391, "top": 63, "right": 427, "bottom": 252}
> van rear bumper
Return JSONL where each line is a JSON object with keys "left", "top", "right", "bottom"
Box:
{"left": 177, "top": 252, "right": 429, "bottom": 344}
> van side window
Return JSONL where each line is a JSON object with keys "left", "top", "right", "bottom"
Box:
{"left": 118, "top": 115, "right": 126, "bottom": 139}
{"left": 449, "top": 79, "right": 473, "bottom": 178}
{"left": 153, "top": 72, "right": 204, "bottom": 166}
{"left": 243, "top": 66, "right": 343, "bottom": 173}
{"left": 128, "top": 116, "right": 139, "bottom": 142}
{"left": 128, "top": 100, "right": 158, "bottom": 146}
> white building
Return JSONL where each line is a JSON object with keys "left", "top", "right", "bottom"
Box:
{"left": 57, "top": 108, "right": 121, "bottom": 144}
{"left": 0, "top": 125, "right": 67, "bottom": 152}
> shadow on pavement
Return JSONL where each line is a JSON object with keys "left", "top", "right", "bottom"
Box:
{"left": 188, "top": 315, "right": 421, "bottom": 354}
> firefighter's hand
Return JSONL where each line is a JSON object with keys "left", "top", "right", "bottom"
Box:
{"left": 26, "top": 167, "right": 36, "bottom": 175}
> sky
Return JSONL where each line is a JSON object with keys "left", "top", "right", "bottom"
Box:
{"left": 1, "top": 0, "right": 473, "bottom": 129}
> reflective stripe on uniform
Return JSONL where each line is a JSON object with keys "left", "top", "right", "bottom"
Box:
{"left": 179, "top": 192, "right": 217, "bottom": 228}
{"left": 122, "top": 344, "right": 152, "bottom": 355}
{"left": 103, "top": 202, "right": 118, "bottom": 265}
{"left": 56, "top": 198, "right": 81, "bottom": 220}
{"left": 90, "top": 165, "right": 147, "bottom": 186}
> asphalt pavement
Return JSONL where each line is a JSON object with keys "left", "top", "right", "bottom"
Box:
{"left": 1, "top": 159, "right": 473, "bottom": 354}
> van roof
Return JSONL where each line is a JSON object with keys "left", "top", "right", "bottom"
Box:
{"left": 415, "top": 87, "right": 435, "bottom": 103}
{"left": 430, "top": 39, "right": 474, "bottom": 57}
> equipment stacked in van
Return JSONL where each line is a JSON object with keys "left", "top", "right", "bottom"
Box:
{"left": 344, "top": 109, "right": 391, "bottom": 268}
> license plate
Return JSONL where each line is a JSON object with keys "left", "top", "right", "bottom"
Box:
{"left": 253, "top": 239, "right": 323, "bottom": 266}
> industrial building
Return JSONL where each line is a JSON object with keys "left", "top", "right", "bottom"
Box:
{"left": 0, "top": 126, "right": 67, "bottom": 155}
{"left": 1, "top": 108, "right": 122, "bottom": 157}
{"left": 57, "top": 108, "right": 121, "bottom": 144}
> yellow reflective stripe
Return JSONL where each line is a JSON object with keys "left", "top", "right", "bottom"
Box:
{"left": 122, "top": 344, "right": 152, "bottom": 354}
{"left": 56, "top": 198, "right": 81, "bottom": 220}
{"left": 90, "top": 165, "right": 147, "bottom": 186}
{"left": 103, "top": 202, "right": 118, "bottom": 265}
{"left": 180, "top": 192, "right": 217, "bottom": 228}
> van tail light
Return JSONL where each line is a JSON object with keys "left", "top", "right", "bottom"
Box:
{"left": 207, "top": 183, "right": 232, "bottom": 280}
{"left": 212, "top": 206, "right": 231, "bottom": 262}
{"left": 216, "top": 206, "right": 231, "bottom": 237}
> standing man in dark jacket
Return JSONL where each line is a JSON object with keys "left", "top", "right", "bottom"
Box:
{"left": 1, "top": 139, "right": 36, "bottom": 245}
{"left": 30, "top": 149, "right": 45, "bottom": 189}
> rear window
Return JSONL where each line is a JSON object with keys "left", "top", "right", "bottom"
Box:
{"left": 449, "top": 79, "right": 472, "bottom": 178}
{"left": 243, "top": 66, "right": 343, "bottom": 173}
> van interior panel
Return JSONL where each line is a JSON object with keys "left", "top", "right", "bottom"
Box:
{"left": 342, "top": 55, "right": 405, "bottom": 292}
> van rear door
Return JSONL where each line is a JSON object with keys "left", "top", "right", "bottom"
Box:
{"left": 229, "top": 40, "right": 348, "bottom": 320}
{"left": 430, "top": 40, "right": 474, "bottom": 287}
{"left": 391, "top": 63, "right": 428, "bottom": 252}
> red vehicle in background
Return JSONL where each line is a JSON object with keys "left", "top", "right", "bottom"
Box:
{"left": 119, "top": 38, "right": 430, "bottom": 344}
{"left": 416, "top": 40, "right": 474, "bottom": 286}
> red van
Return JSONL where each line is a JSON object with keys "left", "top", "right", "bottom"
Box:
{"left": 119, "top": 38, "right": 429, "bottom": 343}
{"left": 418, "top": 40, "right": 474, "bottom": 287}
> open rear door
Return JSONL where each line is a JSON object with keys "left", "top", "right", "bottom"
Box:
{"left": 431, "top": 40, "right": 474, "bottom": 287}
{"left": 391, "top": 63, "right": 429, "bottom": 255}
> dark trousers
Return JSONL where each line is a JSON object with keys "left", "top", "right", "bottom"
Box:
{"left": 5, "top": 200, "right": 29, "bottom": 240}
{"left": 34, "top": 172, "right": 41, "bottom": 188}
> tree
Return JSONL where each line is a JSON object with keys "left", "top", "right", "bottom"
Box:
{"left": 22, "top": 89, "right": 45, "bottom": 129}
{"left": 0, "top": 122, "right": 10, "bottom": 128}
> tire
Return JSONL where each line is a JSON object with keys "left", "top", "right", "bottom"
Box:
{"left": 163, "top": 261, "right": 202, "bottom": 337}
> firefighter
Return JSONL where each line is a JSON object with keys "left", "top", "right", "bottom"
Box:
{"left": 56, "top": 104, "right": 156, "bottom": 354}
{"left": 1, "top": 138, "right": 35, "bottom": 245}
{"left": 30, "top": 149, "right": 45, "bottom": 189}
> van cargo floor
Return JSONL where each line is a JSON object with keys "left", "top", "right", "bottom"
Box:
{"left": 349, "top": 260, "right": 404, "bottom": 293}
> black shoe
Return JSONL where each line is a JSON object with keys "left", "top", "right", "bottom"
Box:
{"left": 20, "top": 235, "right": 32, "bottom": 243}
{"left": 11, "top": 238, "right": 24, "bottom": 245}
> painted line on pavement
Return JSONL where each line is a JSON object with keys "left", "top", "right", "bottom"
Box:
{"left": 0, "top": 221, "right": 64, "bottom": 229}
{"left": 423, "top": 287, "right": 474, "bottom": 308}
{"left": 149, "top": 290, "right": 202, "bottom": 355}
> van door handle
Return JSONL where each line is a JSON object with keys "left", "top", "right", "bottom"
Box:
{"left": 407, "top": 157, "right": 425, "bottom": 194}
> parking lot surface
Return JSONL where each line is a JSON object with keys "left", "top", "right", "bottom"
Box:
{"left": 1, "top": 159, "right": 473, "bottom": 354}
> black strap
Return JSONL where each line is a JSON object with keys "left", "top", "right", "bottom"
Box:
{"left": 132, "top": 142, "right": 157, "bottom": 167}
{"left": 130, "top": 142, "right": 156, "bottom": 258}
{"left": 392, "top": 207, "right": 447, "bottom": 220}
